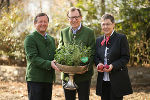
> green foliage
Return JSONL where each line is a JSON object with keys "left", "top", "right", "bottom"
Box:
{"left": 76, "top": 0, "right": 150, "bottom": 67}
{"left": 76, "top": 0, "right": 100, "bottom": 36}
{"left": 0, "top": 0, "right": 149, "bottom": 67}
{"left": 114, "top": 0, "right": 150, "bottom": 66}
{"left": 54, "top": 41, "right": 92, "bottom": 66}
{"left": 0, "top": 2, "right": 28, "bottom": 65}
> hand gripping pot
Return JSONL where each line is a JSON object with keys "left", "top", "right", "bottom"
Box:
{"left": 56, "top": 63, "right": 88, "bottom": 90}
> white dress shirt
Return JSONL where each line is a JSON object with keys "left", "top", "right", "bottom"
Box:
{"left": 103, "top": 30, "right": 114, "bottom": 81}
{"left": 71, "top": 23, "right": 81, "bottom": 34}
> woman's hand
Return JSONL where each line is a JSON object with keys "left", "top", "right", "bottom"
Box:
{"left": 97, "top": 63, "right": 104, "bottom": 72}
{"left": 103, "top": 64, "right": 113, "bottom": 72}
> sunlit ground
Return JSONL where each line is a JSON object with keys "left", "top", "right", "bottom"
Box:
{"left": 0, "top": 81, "right": 150, "bottom": 100}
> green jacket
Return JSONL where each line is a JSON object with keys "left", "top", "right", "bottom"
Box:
{"left": 59, "top": 25, "right": 96, "bottom": 83}
{"left": 24, "top": 31, "right": 56, "bottom": 83}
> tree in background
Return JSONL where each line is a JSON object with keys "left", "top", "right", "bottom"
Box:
{"left": 114, "top": 0, "right": 150, "bottom": 66}
{"left": 0, "top": 1, "right": 29, "bottom": 66}
{"left": 0, "top": 0, "right": 10, "bottom": 14}
{"left": 0, "top": 0, "right": 149, "bottom": 67}
{"left": 75, "top": 0, "right": 150, "bottom": 66}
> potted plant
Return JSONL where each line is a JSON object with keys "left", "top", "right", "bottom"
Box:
{"left": 54, "top": 42, "right": 92, "bottom": 66}
{"left": 54, "top": 41, "right": 92, "bottom": 90}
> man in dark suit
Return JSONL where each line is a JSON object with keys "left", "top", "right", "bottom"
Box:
{"left": 94, "top": 14, "right": 133, "bottom": 100}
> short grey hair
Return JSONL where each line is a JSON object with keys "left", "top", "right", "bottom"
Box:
{"left": 101, "top": 14, "right": 115, "bottom": 23}
{"left": 34, "top": 13, "right": 49, "bottom": 23}
{"left": 67, "top": 7, "right": 82, "bottom": 17}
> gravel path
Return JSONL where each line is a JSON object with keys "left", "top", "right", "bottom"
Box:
{"left": 0, "top": 81, "right": 150, "bottom": 100}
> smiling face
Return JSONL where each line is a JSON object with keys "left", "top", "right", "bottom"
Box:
{"left": 34, "top": 16, "right": 48, "bottom": 35}
{"left": 68, "top": 9, "right": 82, "bottom": 30}
{"left": 101, "top": 19, "right": 115, "bottom": 36}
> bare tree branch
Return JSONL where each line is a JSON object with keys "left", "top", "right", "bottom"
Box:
{"left": 0, "top": 0, "right": 4, "bottom": 9}
{"left": 7, "top": 0, "right": 10, "bottom": 12}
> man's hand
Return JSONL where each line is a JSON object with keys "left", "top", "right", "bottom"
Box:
{"left": 51, "top": 60, "right": 61, "bottom": 72}
{"left": 76, "top": 66, "right": 88, "bottom": 74}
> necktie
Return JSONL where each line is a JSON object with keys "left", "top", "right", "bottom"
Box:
{"left": 101, "top": 36, "right": 110, "bottom": 46}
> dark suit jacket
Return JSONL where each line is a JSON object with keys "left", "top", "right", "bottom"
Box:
{"left": 94, "top": 31, "right": 133, "bottom": 97}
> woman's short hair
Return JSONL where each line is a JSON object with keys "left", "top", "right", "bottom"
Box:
{"left": 101, "top": 14, "right": 115, "bottom": 23}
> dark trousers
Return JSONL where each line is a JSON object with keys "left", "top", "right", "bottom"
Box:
{"left": 27, "top": 81, "right": 53, "bottom": 100}
{"left": 63, "top": 80, "right": 91, "bottom": 100}
{"left": 101, "top": 81, "right": 123, "bottom": 100}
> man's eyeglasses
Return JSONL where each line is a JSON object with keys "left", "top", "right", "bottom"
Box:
{"left": 101, "top": 23, "right": 113, "bottom": 27}
{"left": 68, "top": 16, "right": 81, "bottom": 20}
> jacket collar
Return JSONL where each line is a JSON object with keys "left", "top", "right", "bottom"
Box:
{"left": 33, "top": 31, "right": 47, "bottom": 40}
{"left": 109, "top": 31, "right": 117, "bottom": 40}
{"left": 69, "top": 24, "right": 83, "bottom": 34}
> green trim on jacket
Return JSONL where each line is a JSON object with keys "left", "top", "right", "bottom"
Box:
{"left": 59, "top": 25, "right": 96, "bottom": 83}
{"left": 24, "top": 31, "right": 56, "bottom": 83}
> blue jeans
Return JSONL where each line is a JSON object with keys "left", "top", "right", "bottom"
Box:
{"left": 27, "top": 81, "right": 53, "bottom": 100}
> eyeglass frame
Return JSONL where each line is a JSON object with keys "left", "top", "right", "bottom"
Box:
{"left": 68, "top": 16, "right": 81, "bottom": 20}
{"left": 101, "top": 23, "right": 113, "bottom": 27}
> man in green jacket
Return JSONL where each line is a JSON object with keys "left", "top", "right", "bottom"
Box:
{"left": 58, "top": 7, "right": 95, "bottom": 100}
{"left": 24, "top": 13, "right": 59, "bottom": 100}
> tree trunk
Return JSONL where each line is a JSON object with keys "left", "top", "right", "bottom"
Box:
{"left": 6, "top": 0, "right": 10, "bottom": 12}
{"left": 0, "top": 0, "right": 10, "bottom": 15}
{"left": 146, "top": 23, "right": 150, "bottom": 40}
{"left": 0, "top": 0, "right": 4, "bottom": 9}
{"left": 101, "top": 0, "right": 105, "bottom": 16}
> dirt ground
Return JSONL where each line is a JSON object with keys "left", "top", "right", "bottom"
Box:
{"left": 0, "top": 81, "right": 150, "bottom": 100}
